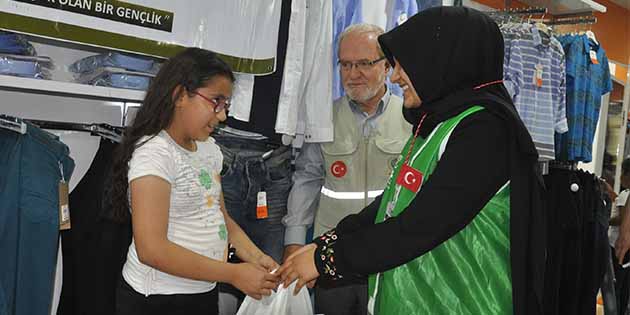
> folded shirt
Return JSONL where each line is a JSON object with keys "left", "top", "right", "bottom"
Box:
{"left": 0, "top": 32, "right": 36, "bottom": 56}
{"left": 69, "top": 52, "right": 156, "bottom": 73}
{"left": 0, "top": 54, "right": 52, "bottom": 79}
{"left": 75, "top": 66, "right": 154, "bottom": 90}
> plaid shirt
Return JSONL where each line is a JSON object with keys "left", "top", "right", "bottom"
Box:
{"left": 555, "top": 34, "right": 612, "bottom": 162}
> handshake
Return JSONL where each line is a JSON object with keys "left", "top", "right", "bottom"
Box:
{"left": 234, "top": 244, "right": 319, "bottom": 300}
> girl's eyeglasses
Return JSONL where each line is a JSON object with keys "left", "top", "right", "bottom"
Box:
{"left": 193, "top": 91, "right": 231, "bottom": 113}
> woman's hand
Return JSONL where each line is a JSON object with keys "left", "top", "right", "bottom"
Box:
{"left": 278, "top": 243, "right": 319, "bottom": 295}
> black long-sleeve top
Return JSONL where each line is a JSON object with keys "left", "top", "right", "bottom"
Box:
{"left": 314, "top": 110, "right": 510, "bottom": 282}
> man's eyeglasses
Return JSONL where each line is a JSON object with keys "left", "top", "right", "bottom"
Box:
{"left": 193, "top": 91, "right": 231, "bottom": 113}
{"left": 338, "top": 56, "right": 386, "bottom": 72}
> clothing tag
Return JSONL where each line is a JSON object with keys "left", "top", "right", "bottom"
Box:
{"left": 395, "top": 164, "right": 423, "bottom": 193}
{"left": 385, "top": 201, "right": 395, "bottom": 219}
{"left": 397, "top": 13, "right": 408, "bottom": 25}
{"left": 590, "top": 50, "right": 599, "bottom": 65}
{"left": 59, "top": 181, "right": 71, "bottom": 230}
{"left": 256, "top": 191, "right": 268, "bottom": 219}
{"left": 533, "top": 64, "right": 543, "bottom": 87}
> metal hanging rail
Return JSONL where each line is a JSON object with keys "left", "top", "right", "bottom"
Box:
{"left": 546, "top": 16, "right": 597, "bottom": 26}
{"left": 486, "top": 7, "right": 547, "bottom": 16}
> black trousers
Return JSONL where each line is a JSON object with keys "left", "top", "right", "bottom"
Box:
{"left": 115, "top": 279, "right": 218, "bottom": 315}
{"left": 613, "top": 248, "right": 630, "bottom": 315}
{"left": 543, "top": 169, "right": 609, "bottom": 315}
{"left": 315, "top": 283, "right": 368, "bottom": 315}
{"left": 58, "top": 138, "right": 132, "bottom": 315}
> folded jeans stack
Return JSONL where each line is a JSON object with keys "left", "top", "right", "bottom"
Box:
{"left": 0, "top": 31, "right": 52, "bottom": 79}
{"left": 69, "top": 52, "right": 159, "bottom": 90}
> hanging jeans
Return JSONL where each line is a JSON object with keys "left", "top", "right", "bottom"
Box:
{"left": 58, "top": 138, "right": 132, "bottom": 315}
{"left": 213, "top": 133, "right": 293, "bottom": 314}
{"left": 0, "top": 123, "right": 74, "bottom": 315}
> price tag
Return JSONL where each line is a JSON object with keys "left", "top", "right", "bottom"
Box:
{"left": 590, "top": 50, "right": 599, "bottom": 65}
{"left": 533, "top": 64, "right": 543, "bottom": 88}
{"left": 256, "top": 191, "right": 268, "bottom": 219}
{"left": 59, "top": 181, "right": 71, "bottom": 230}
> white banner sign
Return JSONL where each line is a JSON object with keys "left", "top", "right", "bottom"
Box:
{"left": 0, "top": 0, "right": 282, "bottom": 67}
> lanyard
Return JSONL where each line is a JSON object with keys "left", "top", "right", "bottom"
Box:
{"left": 402, "top": 113, "right": 428, "bottom": 166}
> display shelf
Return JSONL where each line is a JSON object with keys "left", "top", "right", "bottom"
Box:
{"left": 0, "top": 74, "right": 146, "bottom": 101}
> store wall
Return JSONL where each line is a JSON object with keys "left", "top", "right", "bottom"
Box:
{"left": 592, "top": 0, "right": 629, "bottom": 65}
{"left": 612, "top": 82, "right": 624, "bottom": 102}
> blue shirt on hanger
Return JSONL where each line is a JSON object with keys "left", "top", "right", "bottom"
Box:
{"left": 503, "top": 23, "right": 568, "bottom": 161}
{"left": 555, "top": 34, "right": 612, "bottom": 162}
{"left": 332, "top": 0, "right": 362, "bottom": 101}
{"left": 385, "top": 0, "right": 419, "bottom": 98}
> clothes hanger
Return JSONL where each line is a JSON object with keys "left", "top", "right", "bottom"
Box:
{"left": 26, "top": 119, "right": 123, "bottom": 143}
{"left": 0, "top": 114, "right": 27, "bottom": 134}
{"left": 534, "top": 11, "right": 551, "bottom": 35}
{"left": 586, "top": 21, "right": 598, "bottom": 45}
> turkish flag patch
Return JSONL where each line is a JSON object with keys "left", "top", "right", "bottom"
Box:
{"left": 331, "top": 161, "right": 347, "bottom": 178}
{"left": 395, "top": 164, "right": 423, "bottom": 193}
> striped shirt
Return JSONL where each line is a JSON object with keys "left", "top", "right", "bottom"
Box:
{"left": 503, "top": 23, "right": 568, "bottom": 160}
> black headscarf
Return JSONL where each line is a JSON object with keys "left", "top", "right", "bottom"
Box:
{"left": 378, "top": 7, "right": 546, "bottom": 315}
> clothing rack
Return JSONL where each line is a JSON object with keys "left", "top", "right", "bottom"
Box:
{"left": 0, "top": 114, "right": 124, "bottom": 142}
{"left": 546, "top": 16, "right": 597, "bottom": 26}
{"left": 487, "top": 7, "right": 548, "bottom": 24}
{"left": 549, "top": 160, "right": 579, "bottom": 171}
{"left": 27, "top": 119, "right": 123, "bottom": 143}
{"left": 486, "top": 7, "right": 548, "bottom": 16}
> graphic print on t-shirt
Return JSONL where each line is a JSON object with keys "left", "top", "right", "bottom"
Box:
{"left": 218, "top": 224, "right": 227, "bottom": 241}
{"left": 198, "top": 169, "right": 213, "bottom": 190}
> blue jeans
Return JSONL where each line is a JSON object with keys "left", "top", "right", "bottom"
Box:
{"left": 215, "top": 135, "right": 292, "bottom": 263}
{"left": 214, "top": 134, "right": 292, "bottom": 314}
{"left": 0, "top": 123, "right": 74, "bottom": 315}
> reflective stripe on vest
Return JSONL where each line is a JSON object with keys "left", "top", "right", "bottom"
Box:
{"left": 321, "top": 186, "right": 384, "bottom": 200}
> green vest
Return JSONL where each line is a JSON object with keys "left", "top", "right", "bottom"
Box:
{"left": 368, "top": 106, "right": 512, "bottom": 315}
{"left": 316, "top": 94, "right": 412, "bottom": 237}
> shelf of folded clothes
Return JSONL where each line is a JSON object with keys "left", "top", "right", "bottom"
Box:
{"left": 0, "top": 31, "right": 36, "bottom": 56}
{"left": 0, "top": 31, "right": 53, "bottom": 79}
{"left": 0, "top": 51, "right": 160, "bottom": 101}
{"left": 70, "top": 52, "right": 159, "bottom": 91}
{"left": 0, "top": 74, "right": 146, "bottom": 101}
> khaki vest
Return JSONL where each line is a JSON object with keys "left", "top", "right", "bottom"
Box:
{"left": 314, "top": 94, "right": 412, "bottom": 237}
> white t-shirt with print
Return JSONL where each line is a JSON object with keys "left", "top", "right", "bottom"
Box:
{"left": 610, "top": 190, "right": 630, "bottom": 247}
{"left": 122, "top": 130, "right": 228, "bottom": 296}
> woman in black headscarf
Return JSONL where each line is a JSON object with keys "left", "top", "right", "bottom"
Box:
{"left": 279, "top": 6, "right": 545, "bottom": 315}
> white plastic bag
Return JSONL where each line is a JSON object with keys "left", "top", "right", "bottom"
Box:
{"left": 236, "top": 281, "right": 313, "bottom": 315}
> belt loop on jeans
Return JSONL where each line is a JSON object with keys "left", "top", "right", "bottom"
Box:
{"left": 218, "top": 143, "right": 236, "bottom": 166}
{"left": 262, "top": 149, "right": 274, "bottom": 160}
